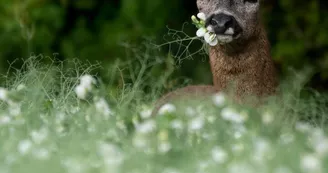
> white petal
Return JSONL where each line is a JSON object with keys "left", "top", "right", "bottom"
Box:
{"left": 158, "top": 103, "right": 176, "bottom": 115}
{"left": 95, "top": 98, "right": 112, "bottom": 117}
{"left": 18, "top": 140, "right": 32, "bottom": 155}
{"left": 204, "top": 32, "right": 212, "bottom": 43}
{"left": 209, "top": 38, "right": 219, "bottom": 46}
{"left": 0, "top": 87, "right": 8, "bottom": 101}
{"left": 206, "top": 26, "right": 214, "bottom": 32}
{"left": 75, "top": 85, "right": 88, "bottom": 99}
{"left": 301, "top": 154, "right": 322, "bottom": 172}
{"left": 212, "top": 92, "right": 226, "bottom": 106}
{"left": 197, "top": 12, "right": 206, "bottom": 21}
{"left": 79, "top": 74, "right": 96, "bottom": 90}
{"left": 196, "top": 28, "right": 206, "bottom": 37}
{"left": 188, "top": 117, "right": 204, "bottom": 131}
{"left": 204, "top": 33, "right": 218, "bottom": 46}
{"left": 136, "top": 120, "right": 156, "bottom": 134}
{"left": 212, "top": 146, "right": 228, "bottom": 163}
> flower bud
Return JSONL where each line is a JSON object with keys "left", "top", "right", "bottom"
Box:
{"left": 197, "top": 12, "right": 207, "bottom": 21}
{"left": 191, "top": 15, "right": 199, "bottom": 24}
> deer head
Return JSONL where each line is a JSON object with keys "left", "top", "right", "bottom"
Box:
{"left": 197, "top": 0, "right": 261, "bottom": 45}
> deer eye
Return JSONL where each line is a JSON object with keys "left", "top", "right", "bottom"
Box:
{"left": 244, "top": 0, "right": 258, "bottom": 3}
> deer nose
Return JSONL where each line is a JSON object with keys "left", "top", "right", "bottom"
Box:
{"left": 206, "top": 13, "right": 235, "bottom": 35}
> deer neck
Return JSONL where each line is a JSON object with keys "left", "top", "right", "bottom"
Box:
{"left": 209, "top": 25, "right": 278, "bottom": 98}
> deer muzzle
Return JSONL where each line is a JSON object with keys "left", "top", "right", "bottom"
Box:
{"left": 205, "top": 13, "right": 242, "bottom": 38}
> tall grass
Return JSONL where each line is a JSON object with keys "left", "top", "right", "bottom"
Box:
{"left": 0, "top": 42, "right": 327, "bottom": 173}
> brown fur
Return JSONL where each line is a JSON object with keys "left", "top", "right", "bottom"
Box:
{"left": 209, "top": 24, "right": 278, "bottom": 99}
{"left": 151, "top": 1, "right": 278, "bottom": 116}
{"left": 152, "top": 85, "right": 219, "bottom": 115}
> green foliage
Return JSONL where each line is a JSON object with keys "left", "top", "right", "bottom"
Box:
{"left": 262, "top": 1, "right": 328, "bottom": 82}
{"left": 0, "top": 56, "right": 327, "bottom": 173}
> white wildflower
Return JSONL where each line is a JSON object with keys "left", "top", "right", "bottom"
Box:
{"left": 18, "top": 139, "right": 32, "bottom": 155}
{"left": 136, "top": 120, "right": 156, "bottom": 134}
{"left": 33, "top": 148, "right": 50, "bottom": 160}
{"left": 158, "top": 142, "right": 171, "bottom": 153}
{"left": 16, "top": 84, "right": 26, "bottom": 91}
{"left": 0, "top": 115, "right": 11, "bottom": 125}
{"left": 212, "top": 92, "right": 226, "bottom": 106}
{"left": 279, "top": 133, "right": 295, "bottom": 145}
{"left": 98, "top": 143, "right": 124, "bottom": 166}
{"left": 185, "top": 107, "right": 196, "bottom": 117}
{"left": 262, "top": 111, "right": 274, "bottom": 124}
{"left": 188, "top": 116, "right": 205, "bottom": 131}
{"left": 116, "top": 120, "right": 127, "bottom": 131}
{"left": 232, "top": 124, "right": 247, "bottom": 139}
{"left": 94, "top": 97, "right": 112, "bottom": 117}
{"left": 196, "top": 27, "right": 207, "bottom": 37}
{"left": 74, "top": 85, "right": 89, "bottom": 100}
{"left": 309, "top": 128, "right": 328, "bottom": 157}
{"left": 221, "top": 107, "right": 247, "bottom": 124}
{"left": 56, "top": 112, "right": 66, "bottom": 123}
{"left": 253, "top": 138, "right": 271, "bottom": 162}
{"left": 170, "top": 119, "right": 184, "bottom": 130}
{"left": 140, "top": 106, "right": 152, "bottom": 119}
{"left": 313, "top": 138, "right": 328, "bottom": 157}
{"left": 311, "top": 128, "right": 325, "bottom": 140}
{"left": 211, "top": 146, "right": 228, "bottom": 164}
{"left": 132, "top": 134, "right": 148, "bottom": 149}
{"left": 56, "top": 125, "right": 65, "bottom": 134}
{"left": 70, "top": 106, "right": 80, "bottom": 114}
{"left": 79, "top": 74, "right": 96, "bottom": 90}
{"left": 295, "top": 122, "right": 312, "bottom": 133}
{"left": 158, "top": 103, "right": 176, "bottom": 115}
{"left": 75, "top": 74, "right": 96, "bottom": 100}
{"left": 197, "top": 12, "right": 206, "bottom": 21}
{"left": 204, "top": 32, "right": 219, "bottom": 46}
{"left": 140, "top": 110, "right": 151, "bottom": 119}
{"left": 300, "top": 154, "right": 322, "bottom": 173}
{"left": 8, "top": 103, "right": 21, "bottom": 116}
{"left": 192, "top": 13, "right": 218, "bottom": 46}
{"left": 30, "top": 128, "right": 48, "bottom": 144}
{"left": 0, "top": 87, "right": 8, "bottom": 101}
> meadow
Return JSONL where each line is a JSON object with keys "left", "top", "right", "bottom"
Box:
{"left": 0, "top": 0, "right": 328, "bottom": 172}
{"left": 0, "top": 43, "right": 328, "bottom": 173}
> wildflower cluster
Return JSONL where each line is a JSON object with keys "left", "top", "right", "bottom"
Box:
{"left": 75, "top": 74, "right": 113, "bottom": 118}
{"left": 191, "top": 12, "right": 219, "bottom": 46}
{"left": 0, "top": 85, "right": 25, "bottom": 125}
{"left": 74, "top": 74, "right": 96, "bottom": 100}
{"left": 0, "top": 63, "right": 328, "bottom": 173}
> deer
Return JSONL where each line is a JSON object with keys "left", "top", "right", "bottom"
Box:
{"left": 151, "top": 0, "right": 278, "bottom": 116}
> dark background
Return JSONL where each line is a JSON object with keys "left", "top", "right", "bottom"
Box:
{"left": 0, "top": 0, "right": 328, "bottom": 93}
